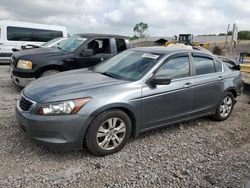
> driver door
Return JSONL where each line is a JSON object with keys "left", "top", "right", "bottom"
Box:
{"left": 75, "top": 38, "right": 112, "bottom": 68}
{"left": 141, "top": 53, "right": 195, "bottom": 130}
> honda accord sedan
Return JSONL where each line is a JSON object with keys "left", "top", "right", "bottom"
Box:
{"left": 16, "top": 47, "right": 244, "bottom": 156}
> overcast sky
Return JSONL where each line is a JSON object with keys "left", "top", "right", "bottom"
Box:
{"left": 0, "top": 0, "right": 250, "bottom": 36}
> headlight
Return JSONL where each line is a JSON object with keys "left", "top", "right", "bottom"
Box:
{"left": 36, "top": 98, "right": 91, "bottom": 115}
{"left": 17, "top": 60, "right": 32, "bottom": 69}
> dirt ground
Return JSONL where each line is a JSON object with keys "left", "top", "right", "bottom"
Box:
{"left": 0, "top": 66, "right": 249, "bottom": 187}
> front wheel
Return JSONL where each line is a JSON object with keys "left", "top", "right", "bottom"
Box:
{"left": 212, "top": 92, "right": 235, "bottom": 121}
{"left": 85, "top": 110, "right": 132, "bottom": 156}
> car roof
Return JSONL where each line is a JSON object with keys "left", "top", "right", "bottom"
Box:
{"left": 130, "top": 47, "right": 213, "bottom": 56}
{"left": 74, "top": 33, "right": 128, "bottom": 38}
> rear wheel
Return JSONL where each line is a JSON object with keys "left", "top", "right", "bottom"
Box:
{"left": 40, "top": 69, "right": 60, "bottom": 77}
{"left": 212, "top": 92, "right": 235, "bottom": 121}
{"left": 85, "top": 110, "right": 132, "bottom": 156}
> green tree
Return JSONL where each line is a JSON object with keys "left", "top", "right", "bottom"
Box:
{"left": 218, "top": 33, "right": 226, "bottom": 36}
{"left": 133, "top": 22, "right": 148, "bottom": 38}
{"left": 238, "top": 31, "right": 250, "bottom": 40}
{"left": 129, "top": 35, "right": 140, "bottom": 41}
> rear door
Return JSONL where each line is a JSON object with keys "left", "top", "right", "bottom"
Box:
{"left": 191, "top": 53, "right": 224, "bottom": 115}
{"left": 141, "top": 53, "right": 195, "bottom": 129}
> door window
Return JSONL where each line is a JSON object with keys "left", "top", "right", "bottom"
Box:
{"left": 193, "top": 56, "right": 215, "bottom": 75}
{"left": 115, "top": 38, "right": 127, "bottom": 53}
{"left": 214, "top": 60, "right": 222, "bottom": 72}
{"left": 156, "top": 56, "right": 190, "bottom": 79}
{"left": 87, "top": 38, "right": 111, "bottom": 55}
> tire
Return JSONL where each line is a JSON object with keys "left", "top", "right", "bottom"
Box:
{"left": 212, "top": 92, "right": 235, "bottom": 121}
{"left": 85, "top": 109, "right": 132, "bottom": 156}
{"left": 40, "top": 69, "right": 60, "bottom": 77}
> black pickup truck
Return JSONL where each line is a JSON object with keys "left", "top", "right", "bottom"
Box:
{"left": 10, "top": 33, "right": 131, "bottom": 87}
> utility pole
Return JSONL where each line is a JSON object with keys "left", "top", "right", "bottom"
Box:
{"left": 224, "top": 24, "right": 230, "bottom": 48}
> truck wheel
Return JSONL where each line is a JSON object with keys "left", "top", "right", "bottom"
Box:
{"left": 212, "top": 92, "right": 235, "bottom": 121}
{"left": 40, "top": 70, "right": 60, "bottom": 77}
{"left": 85, "top": 109, "right": 132, "bottom": 156}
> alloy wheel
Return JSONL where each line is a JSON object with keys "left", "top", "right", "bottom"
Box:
{"left": 220, "top": 96, "right": 233, "bottom": 118}
{"left": 96, "top": 118, "right": 126, "bottom": 150}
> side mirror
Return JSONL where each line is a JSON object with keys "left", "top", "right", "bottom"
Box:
{"left": 81, "top": 49, "right": 93, "bottom": 57}
{"left": 148, "top": 74, "right": 172, "bottom": 85}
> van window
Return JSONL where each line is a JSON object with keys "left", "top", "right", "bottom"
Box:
{"left": 7, "top": 26, "right": 63, "bottom": 42}
{"left": 115, "top": 38, "right": 127, "bottom": 53}
{"left": 193, "top": 56, "right": 215, "bottom": 75}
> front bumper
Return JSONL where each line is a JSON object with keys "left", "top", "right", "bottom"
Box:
{"left": 15, "top": 103, "right": 91, "bottom": 151}
{"left": 10, "top": 67, "right": 35, "bottom": 87}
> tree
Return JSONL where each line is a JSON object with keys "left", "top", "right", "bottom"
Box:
{"left": 133, "top": 22, "right": 148, "bottom": 38}
{"left": 129, "top": 35, "right": 140, "bottom": 41}
{"left": 238, "top": 31, "right": 250, "bottom": 40}
{"left": 218, "top": 33, "right": 226, "bottom": 36}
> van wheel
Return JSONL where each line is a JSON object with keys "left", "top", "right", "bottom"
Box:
{"left": 40, "top": 70, "right": 60, "bottom": 77}
{"left": 212, "top": 92, "right": 235, "bottom": 121}
{"left": 85, "top": 110, "right": 132, "bottom": 156}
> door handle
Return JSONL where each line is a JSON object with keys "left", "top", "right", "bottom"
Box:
{"left": 183, "top": 82, "right": 192, "bottom": 88}
{"left": 217, "top": 76, "right": 223, "bottom": 80}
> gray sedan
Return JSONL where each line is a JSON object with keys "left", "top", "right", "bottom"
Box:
{"left": 16, "top": 47, "right": 243, "bottom": 156}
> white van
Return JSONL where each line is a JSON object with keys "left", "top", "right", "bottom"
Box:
{"left": 0, "top": 20, "right": 67, "bottom": 64}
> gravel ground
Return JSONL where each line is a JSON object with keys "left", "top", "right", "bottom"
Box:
{"left": 0, "top": 66, "right": 249, "bottom": 188}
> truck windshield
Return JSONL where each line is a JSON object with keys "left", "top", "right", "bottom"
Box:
{"left": 58, "top": 36, "right": 87, "bottom": 52}
{"left": 93, "top": 50, "right": 162, "bottom": 81}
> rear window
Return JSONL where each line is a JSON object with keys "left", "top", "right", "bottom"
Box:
{"left": 115, "top": 38, "right": 127, "bottom": 53}
{"left": 193, "top": 56, "right": 215, "bottom": 75}
{"left": 7, "top": 26, "right": 63, "bottom": 42}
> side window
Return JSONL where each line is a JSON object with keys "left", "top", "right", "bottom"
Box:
{"left": 115, "top": 38, "right": 127, "bottom": 53}
{"left": 156, "top": 56, "right": 190, "bottom": 79}
{"left": 214, "top": 60, "right": 222, "bottom": 72}
{"left": 7, "top": 26, "right": 63, "bottom": 42}
{"left": 87, "top": 38, "right": 111, "bottom": 55}
{"left": 193, "top": 56, "right": 215, "bottom": 75}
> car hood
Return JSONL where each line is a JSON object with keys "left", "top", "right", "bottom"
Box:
{"left": 13, "top": 47, "right": 70, "bottom": 60}
{"left": 23, "top": 69, "right": 127, "bottom": 103}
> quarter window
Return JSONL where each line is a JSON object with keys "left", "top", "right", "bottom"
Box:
{"left": 193, "top": 56, "right": 215, "bottom": 75}
{"left": 156, "top": 56, "right": 190, "bottom": 79}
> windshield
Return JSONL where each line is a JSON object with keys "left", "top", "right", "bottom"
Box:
{"left": 58, "top": 36, "right": 87, "bottom": 52}
{"left": 93, "top": 50, "right": 162, "bottom": 81}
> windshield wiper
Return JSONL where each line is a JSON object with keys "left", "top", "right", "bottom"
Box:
{"left": 100, "top": 72, "right": 120, "bottom": 79}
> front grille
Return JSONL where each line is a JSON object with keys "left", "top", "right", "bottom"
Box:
{"left": 19, "top": 96, "right": 33, "bottom": 111}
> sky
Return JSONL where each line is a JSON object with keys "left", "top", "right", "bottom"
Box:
{"left": 0, "top": 0, "right": 250, "bottom": 37}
